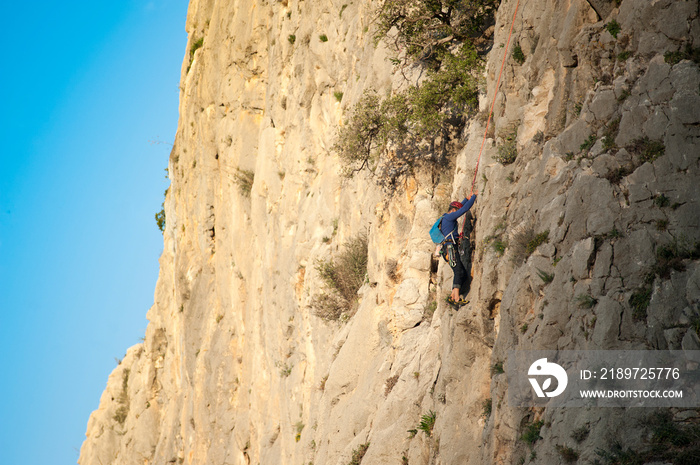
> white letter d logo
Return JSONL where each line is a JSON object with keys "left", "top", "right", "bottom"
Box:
{"left": 528, "top": 358, "right": 568, "bottom": 398}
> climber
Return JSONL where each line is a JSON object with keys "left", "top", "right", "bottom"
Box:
{"left": 439, "top": 189, "right": 477, "bottom": 308}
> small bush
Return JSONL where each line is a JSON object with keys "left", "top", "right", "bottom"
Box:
{"left": 512, "top": 229, "right": 549, "bottom": 264}
{"left": 537, "top": 268, "right": 554, "bottom": 284}
{"left": 627, "top": 137, "right": 665, "bottom": 163}
{"left": 556, "top": 444, "right": 580, "bottom": 462}
{"left": 580, "top": 134, "right": 597, "bottom": 152}
{"left": 333, "top": 91, "right": 344, "bottom": 102}
{"left": 492, "top": 361, "right": 504, "bottom": 375}
{"left": 482, "top": 398, "right": 492, "bottom": 419}
{"left": 113, "top": 368, "right": 130, "bottom": 424}
{"left": 527, "top": 230, "right": 549, "bottom": 255}
{"left": 664, "top": 45, "right": 700, "bottom": 65}
{"left": 333, "top": 90, "right": 384, "bottom": 175}
{"left": 652, "top": 239, "right": 699, "bottom": 278}
{"left": 288, "top": 34, "right": 296, "bottom": 44}
{"left": 571, "top": 425, "right": 590, "bottom": 443}
{"left": 533, "top": 130, "right": 544, "bottom": 144}
{"left": 654, "top": 194, "right": 670, "bottom": 208}
{"left": 492, "top": 238, "right": 507, "bottom": 255}
{"left": 521, "top": 420, "right": 544, "bottom": 445}
{"left": 319, "top": 34, "right": 328, "bottom": 42}
{"left": 512, "top": 44, "right": 525, "bottom": 64}
{"left": 594, "top": 441, "right": 644, "bottom": 465}
{"left": 617, "top": 50, "right": 632, "bottom": 61}
{"left": 418, "top": 411, "right": 437, "bottom": 437}
{"left": 385, "top": 374, "right": 399, "bottom": 396}
{"left": 496, "top": 128, "right": 518, "bottom": 165}
{"left": 311, "top": 234, "right": 368, "bottom": 320}
{"left": 576, "top": 294, "right": 598, "bottom": 309}
{"left": 155, "top": 206, "right": 166, "bottom": 233}
{"left": 386, "top": 259, "right": 400, "bottom": 283}
{"left": 234, "top": 168, "right": 255, "bottom": 196}
{"left": 605, "top": 19, "right": 621, "bottom": 39}
{"left": 310, "top": 293, "right": 346, "bottom": 321}
{"left": 347, "top": 443, "right": 370, "bottom": 465}
{"left": 113, "top": 405, "right": 129, "bottom": 424}
{"left": 630, "top": 285, "right": 652, "bottom": 322}
{"left": 423, "top": 300, "right": 437, "bottom": 322}
{"left": 520, "top": 323, "right": 528, "bottom": 333}
{"left": 190, "top": 37, "right": 204, "bottom": 59}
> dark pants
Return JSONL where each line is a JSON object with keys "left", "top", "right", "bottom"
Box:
{"left": 443, "top": 241, "right": 468, "bottom": 293}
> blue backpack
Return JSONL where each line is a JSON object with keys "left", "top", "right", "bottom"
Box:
{"left": 430, "top": 215, "right": 446, "bottom": 244}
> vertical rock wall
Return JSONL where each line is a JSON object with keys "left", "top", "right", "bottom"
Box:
{"left": 80, "top": 1, "right": 700, "bottom": 464}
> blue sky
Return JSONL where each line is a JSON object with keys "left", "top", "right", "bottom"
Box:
{"left": 0, "top": 1, "right": 188, "bottom": 463}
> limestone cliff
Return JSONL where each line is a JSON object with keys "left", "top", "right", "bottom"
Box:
{"left": 80, "top": 1, "right": 700, "bottom": 464}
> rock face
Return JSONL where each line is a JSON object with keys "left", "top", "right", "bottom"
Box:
{"left": 80, "top": 1, "right": 699, "bottom": 464}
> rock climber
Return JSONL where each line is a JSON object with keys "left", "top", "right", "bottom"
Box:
{"left": 440, "top": 189, "right": 477, "bottom": 308}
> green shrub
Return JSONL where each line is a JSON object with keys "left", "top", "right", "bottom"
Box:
{"left": 556, "top": 445, "right": 580, "bottom": 463}
{"left": 580, "top": 134, "right": 597, "bottom": 152}
{"left": 113, "top": 368, "right": 130, "bottom": 424}
{"left": 482, "top": 398, "right": 492, "bottom": 419}
{"left": 334, "top": 0, "right": 496, "bottom": 187}
{"left": 347, "top": 443, "right": 370, "bottom": 465}
{"left": 374, "top": 0, "right": 497, "bottom": 63}
{"left": 617, "top": 50, "right": 632, "bottom": 61}
{"left": 310, "top": 293, "right": 346, "bottom": 321}
{"left": 155, "top": 206, "right": 166, "bottom": 233}
{"left": 288, "top": 34, "right": 296, "bottom": 44}
{"left": 311, "top": 234, "right": 368, "bottom": 320}
{"left": 511, "top": 229, "right": 550, "bottom": 264}
{"left": 521, "top": 420, "right": 544, "bottom": 445}
{"left": 526, "top": 230, "right": 550, "bottom": 255}
{"left": 190, "top": 37, "right": 204, "bottom": 59}
{"left": 654, "top": 194, "right": 670, "bottom": 208}
{"left": 571, "top": 425, "right": 590, "bottom": 443}
{"left": 536, "top": 268, "right": 554, "bottom": 284}
{"left": 495, "top": 127, "right": 518, "bottom": 165}
{"left": 664, "top": 45, "right": 700, "bottom": 65}
{"left": 576, "top": 294, "right": 598, "bottom": 309}
{"left": 512, "top": 44, "right": 525, "bottom": 64}
{"left": 319, "top": 34, "right": 328, "bottom": 42}
{"left": 333, "top": 91, "right": 344, "bottom": 102}
{"left": 333, "top": 90, "right": 385, "bottom": 175}
{"left": 492, "top": 238, "right": 507, "bottom": 255}
{"left": 629, "top": 284, "right": 652, "bottom": 322}
{"left": 652, "top": 238, "right": 700, "bottom": 278}
{"left": 628, "top": 137, "right": 665, "bottom": 163}
{"left": 605, "top": 20, "right": 621, "bottom": 39}
{"left": 418, "top": 411, "right": 437, "bottom": 437}
{"left": 594, "top": 441, "right": 644, "bottom": 465}
{"left": 492, "top": 361, "right": 504, "bottom": 375}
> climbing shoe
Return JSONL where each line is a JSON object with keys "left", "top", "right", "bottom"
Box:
{"left": 445, "top": 296, "right": 460, "bottom": 310}
{"left": 457, "top": 297, "right": 469, "bottom": 306}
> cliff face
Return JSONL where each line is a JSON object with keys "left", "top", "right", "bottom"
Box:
{"left": 80, "top": 1, "right": 700, "bottom": 464}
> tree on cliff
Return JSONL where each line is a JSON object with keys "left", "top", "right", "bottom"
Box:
{"left": 335, "top": 0, "right": 498, "bottom": 189}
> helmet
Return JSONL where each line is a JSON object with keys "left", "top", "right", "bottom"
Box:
{"left": 449, "top": 201, "right": 463, "bottom": 210}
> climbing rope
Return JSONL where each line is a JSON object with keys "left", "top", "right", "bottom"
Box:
{"left": 469, "top": 0, "right": 521, "bottom": 196}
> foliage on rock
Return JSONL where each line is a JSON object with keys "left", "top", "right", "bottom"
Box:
{"left": 311, "top": 234, "right": 368, "bottom": 321}
{"left": 334, "top": 0, "right": 496, "bottom": 188}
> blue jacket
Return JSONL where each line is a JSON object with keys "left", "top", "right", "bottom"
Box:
{"left": 440, "top": 195, "right": 476, "bottom": 242}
